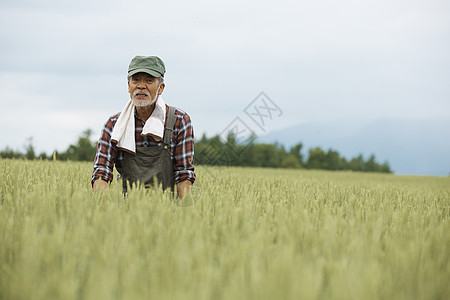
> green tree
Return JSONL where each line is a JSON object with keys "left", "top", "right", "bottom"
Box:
{"left": 379, "top": 161, "right": 392, "bottom": 173}
{"left": 364, "top": 154, "right": 377, "bottom": 172}
{"left": 63, "top": 129, "right": 97, "bottom": 161}
{"left": 281, "top": 154, "right": 301, "bottom": 168}
{"left": 38, "top": 152, "right": 49, "bottom": 160}
{"left": 251, "top": 144, "right": 284, "bottom": 168}
{"left": 289, "top": 143, "right": 303, "bottom": 167}
{"left": 305, "top": 147, "right": 327, "bottom": 169}
{"left": 24, "top": 137, "right": 36, "bottom": 160}
{"left": 349, "top": 154, "right": 365, "bottom": 171}
{"left": 0, "top": 147, "right": 23, "bottom": 159}
{"left": 324, "top": 149, "right": 341, "bottom": 170}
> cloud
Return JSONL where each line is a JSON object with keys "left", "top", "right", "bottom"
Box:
{"left": 0, "top": 0, "right": 449, "bottom": 156}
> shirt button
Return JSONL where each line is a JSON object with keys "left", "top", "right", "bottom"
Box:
{"left": 164, "top": 145, "right": 168, "bottom": 150}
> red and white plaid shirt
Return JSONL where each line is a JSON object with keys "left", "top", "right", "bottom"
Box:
{"left": 92, "top": 105, "right": 195, "bottom": 185}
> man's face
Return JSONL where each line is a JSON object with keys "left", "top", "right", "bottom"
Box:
{"left": 128, "top": 72, "right": 165, "bottom": 107}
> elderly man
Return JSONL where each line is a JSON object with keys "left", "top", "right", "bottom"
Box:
{"left": 92, "top": 56, "right": 195, "bottom": 199}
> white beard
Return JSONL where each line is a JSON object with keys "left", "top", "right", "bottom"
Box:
{"left": 132, "top": 90, "right": 159, "bottom": 107}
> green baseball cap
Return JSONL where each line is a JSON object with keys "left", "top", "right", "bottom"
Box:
{"left": 128, "top": 56, "right": 166, "bottom": 78}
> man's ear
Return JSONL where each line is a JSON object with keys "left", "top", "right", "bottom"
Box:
{"left": 127, "top": 80, "right": 131, "bottom": 93}
{"left": 158, "top": 83, "right": 165, "bottom": 95}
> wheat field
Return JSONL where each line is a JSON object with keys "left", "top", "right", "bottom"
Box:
{"left": 0, "top": 159, "right": 449, "bottom": 299}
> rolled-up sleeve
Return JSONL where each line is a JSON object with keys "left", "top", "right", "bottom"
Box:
{"left": 92, "top": 115, "right": 118, "bottom": 186}
{"left": 172, "top": 111, "right": 196, "bottom": 184}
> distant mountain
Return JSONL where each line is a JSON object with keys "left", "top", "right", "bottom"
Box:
{"left": 257, "top": 119, "right": 450, "bottom": 176}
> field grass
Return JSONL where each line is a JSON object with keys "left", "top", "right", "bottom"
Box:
{"left": 0, "top": 158, "right": 449, "bottom": 300}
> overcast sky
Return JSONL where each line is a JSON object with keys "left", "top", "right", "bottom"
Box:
{"left": 1, "top": 0, "right": 449, "bottom": 154}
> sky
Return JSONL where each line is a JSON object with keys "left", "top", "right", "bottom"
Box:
{"left": 1, "top": 0, "right": 449, "bottom": 161}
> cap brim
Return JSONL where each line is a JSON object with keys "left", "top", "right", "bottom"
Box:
{"left": 128, "top": 68, "right": 162, "bottom": 78}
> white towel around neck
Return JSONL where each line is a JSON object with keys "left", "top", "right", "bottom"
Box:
{"left": 111, "top": 97, "right": 166, "bottom": 154}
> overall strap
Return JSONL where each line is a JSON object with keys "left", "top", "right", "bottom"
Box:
{"left": 163, "top": 106, "right": 177, "bottom": 145}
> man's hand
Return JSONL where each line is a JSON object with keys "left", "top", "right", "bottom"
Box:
{"left": 93, "top": 178, "right": 108, "bottom": 192}
{"left": 177, "top": 180, "right": 192, "bottom": 200}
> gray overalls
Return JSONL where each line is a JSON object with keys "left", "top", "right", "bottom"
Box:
{"left": 117, "top": 106, "right": 177, "bottom": 194}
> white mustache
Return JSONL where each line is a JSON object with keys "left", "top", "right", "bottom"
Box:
{"left": 133, "top": 90, "right": 150, "bottom": 97}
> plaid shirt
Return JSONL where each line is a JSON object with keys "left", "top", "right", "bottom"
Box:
{"left": 92, "top": 105, "right": 195, "bottom": 185}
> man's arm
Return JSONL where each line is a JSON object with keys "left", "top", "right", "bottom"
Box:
{"left": 93, "top": 178, "right": 109, "bottom": 192}
{"left": 172, "top": 110, "right": 196, "bottom": 201}
{"left": 177, "top": 179, "right": 192, "bottom": 199}
{"left": 92, "top": 115, "right": 118, "bottom": 190}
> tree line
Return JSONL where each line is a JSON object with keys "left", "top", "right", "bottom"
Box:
{"left": 1, "top": 130, "right": 392, "bottom": 173}
{"left": 196, "top": 133, "right": 392, "bottom": 173}
{"left": 0, "top": 130, "right": 98, "bottom": 162}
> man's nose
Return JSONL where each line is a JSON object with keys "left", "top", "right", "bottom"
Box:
{"left": 136, "top": 80, "right": 146, "bottom": 88}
